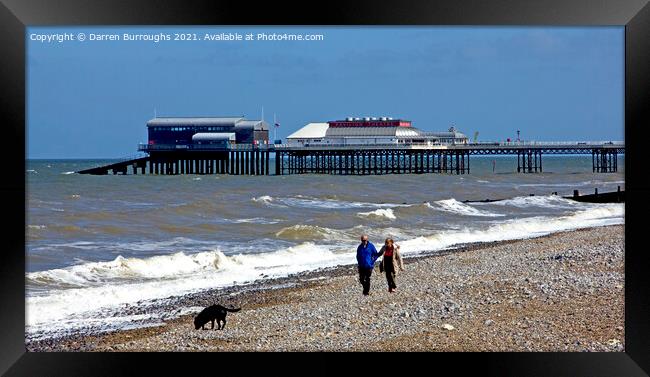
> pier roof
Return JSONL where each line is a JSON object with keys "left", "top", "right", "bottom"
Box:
{"left": 286, "top": 123, "right": 329, "bottom": 139}
{"left": 146, "top": 117, "right": 245, "bottom": 127}
{"left": 235, "top": 120, "right": 270, "bottom": 130}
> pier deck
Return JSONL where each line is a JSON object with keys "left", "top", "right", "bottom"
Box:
{"left": 76, "top": 142, "right": 624, "bottom": 175}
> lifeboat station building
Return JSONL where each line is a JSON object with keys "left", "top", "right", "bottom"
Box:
{"left": 286, "top": 117, "right": 468, "bottom": 147}
{"left": 134, "top": 116, "right": 271, "bottom": 176}
{"left": 140, "top": 117, "right": 269, "bottom": 151}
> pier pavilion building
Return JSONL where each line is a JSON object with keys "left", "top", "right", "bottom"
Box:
{"left": 286, "top": 117, "right": 468, "bottom": 147}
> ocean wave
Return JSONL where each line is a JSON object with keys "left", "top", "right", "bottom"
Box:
{"left": 516, "top": 180, "right": 625, "bottom": 188}
{"left": 399, "top": 204, "right": 623, "bottom": 255}
{"left": 274, "top": 224, "right": 359, "bottom": 241}
{"left": 27, "top": 251, "right": 230, "bottom": 287}
{"left": 357, "top": 208, "right": 397, "bottom": 220}
{"left": 231, "top": 217, "right": 281, "bottom": 224}
{"left": 45, "top": 224, "right": 91, "bottom": 235}
{"left": 480, "top": 195, "right": 580, "bottom": 209}
{"left": 253, "top": 195, "right": 409, "bottom": 210}
{"left": 251, "top": 195, "right": 288, "bottom": 208}
{"left": 429, "top": 199, "right": 504, "bottom": 217}
{"left": 61, "top": 171, "right": 76, "bottom": 175}
{"left": 27, "top": 204, "right": 623, "bottom": 291}
{"left": 38, "top": 237, "right": 220, "bottom": 255}
{"left": 25, "top": 242, "right": 352, "bottom": 334}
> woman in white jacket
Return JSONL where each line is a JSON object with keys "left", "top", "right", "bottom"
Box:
{"left": 378, "top": 238, "right": 404, "bottom": 293}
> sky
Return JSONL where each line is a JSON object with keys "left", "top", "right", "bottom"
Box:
{"left": 27, "top": 26, "right": 624, "bottom": 159}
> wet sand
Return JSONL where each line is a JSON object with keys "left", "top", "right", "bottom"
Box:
{"left": 27, "top": 225, "right": 624, "bottom": 352}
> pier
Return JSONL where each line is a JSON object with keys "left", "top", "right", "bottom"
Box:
{"left": 75, "top": 115, "right": 623, "bottom": 176}
{"left": 273, "top": 142, "right": 623, "bottom": 175}
{"left": 274, "top": 146, "right": 470, "bottom": 175}
{"left": 77, "top": 141, "right": 623, "bottom": 176}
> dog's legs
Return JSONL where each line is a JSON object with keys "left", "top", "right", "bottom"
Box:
{"left": 211, "top": 319, "right": 215, "bottom": 330}
{"left": 221, "top": 318, "right": 226, "bottom": 330}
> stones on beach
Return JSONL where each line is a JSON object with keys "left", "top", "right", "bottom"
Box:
{"left": 26, "top": 225, "right": 624, "bottom": 352}
{"left": 439, "top": 298, "right": 463, "bottom": 319}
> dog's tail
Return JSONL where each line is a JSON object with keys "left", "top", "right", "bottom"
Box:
{"left": 225, "top": 307, "right": 241, "bottom": 312}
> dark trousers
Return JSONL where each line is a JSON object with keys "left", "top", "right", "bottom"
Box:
{"left": 358, "top": 266, "right": 373, "bottom": 295}
{"left": 384, "top": 259, "right": 396, "bottom": 289}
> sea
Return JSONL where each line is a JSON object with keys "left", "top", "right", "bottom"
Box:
{"left": 25, "top": 155, "right": 625, "bottom": 341}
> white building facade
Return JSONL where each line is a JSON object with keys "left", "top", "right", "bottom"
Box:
{"left": 286, "top": 118, "right": 468, "bottom": 147}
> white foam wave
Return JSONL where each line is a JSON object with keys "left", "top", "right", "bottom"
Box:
{"left": 516, "top": 180, "right": 624, "bottom": 188}
{"left": 483, "top": 195, "right": 580, "bottom": 209}
{"left": 26, "top": 242, "right": 355, "bottom": 335}
{"left": 232, "top": 217, "right": 281, "bottom": 224}
{"left": 62, "top": 171, "right": 76, "bottom": 175}
{"left": 26, "top": 169, "right": 37, "bottom": 173}
{"left": 38, "top": 237, "right": 222, "bottom": 255}
{"left": 430, "top": 199, "right": 504, "bottom": 217}
{"left": 275, "top": 224, "right": 344, "bottom": 240}
{"left": 399, "top": 204, "right": 623, "bottom": 254}
{"left": 252, "top": 195, "right": 273, "bottom": 203}
{"left": 357, "top": 208, "right": 397, "bottom": 220}
{"left": 251, "top": 195, "right": 287, "bottom": 208}
{"left": 254, "top": 195, "right": 409, "bottom": 210}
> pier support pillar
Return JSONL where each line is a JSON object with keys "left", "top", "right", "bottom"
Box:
{"left": 592, "top": 148, "right": 618, "bottom": 173}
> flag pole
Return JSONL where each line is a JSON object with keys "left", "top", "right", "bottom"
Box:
{"left": 274, "top": 113, "right": 277, "bottom": 142}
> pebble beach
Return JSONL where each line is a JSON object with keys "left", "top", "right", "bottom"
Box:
{"left": 26, "top": 225, "right": 624, "bottom": 352}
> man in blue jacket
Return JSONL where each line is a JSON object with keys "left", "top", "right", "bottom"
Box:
{"left": 356, "top": 234, "right": 380, "bottom": 296}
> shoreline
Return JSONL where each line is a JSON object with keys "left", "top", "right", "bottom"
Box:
{"left": 26, "top": 224, "right": 624, "bottom": 352}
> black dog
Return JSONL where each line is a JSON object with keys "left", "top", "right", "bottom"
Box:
{"left": 193, "top": 304, "right": 241, "bottom": 330}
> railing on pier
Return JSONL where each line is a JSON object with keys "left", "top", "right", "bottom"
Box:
{"left": 138, "top": 143, "right": 272, "bottom": 152}
{"left": 273, "top": 141, "right": 624, "bottom": 151}
{"left": 77, "top": 153, "right": 149, "bottom": 175}
{"left": 79, "top": 152, "right": 148, "bottom": 171}
{"left": 467, "top": 140, "right": 624, "bottom": 148}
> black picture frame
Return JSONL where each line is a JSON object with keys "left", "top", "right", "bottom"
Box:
{"left": 2, "top": 0, "right": 649, "bottom": 375}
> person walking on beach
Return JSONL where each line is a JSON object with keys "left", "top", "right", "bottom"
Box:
{"left": 356, "top": 235, "right": 380, "bottom": 296}
{"left": 378, "top": 238, "right": 404, "bottom": 293}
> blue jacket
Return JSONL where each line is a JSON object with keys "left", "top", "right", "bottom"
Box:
{"left": 356, "top": 241, "right": 380, "bottom": 269}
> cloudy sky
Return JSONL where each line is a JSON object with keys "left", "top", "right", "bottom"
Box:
{"left": 27, "top": 26, "right": 623, "bottom": 159}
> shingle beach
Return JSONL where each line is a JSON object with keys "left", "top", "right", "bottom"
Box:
{"left": 27, "top": 225, "right": 624, "bottom": 352}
